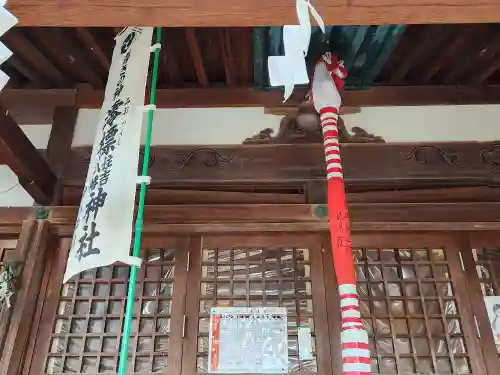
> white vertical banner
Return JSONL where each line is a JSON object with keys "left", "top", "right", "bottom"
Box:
{"left": 64, "top": 27, "right": 154, "bottom": 283}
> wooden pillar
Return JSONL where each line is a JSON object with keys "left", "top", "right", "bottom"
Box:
{"left": 0, "top": 219, "right": 53, "bottom": 375}
{"left": 46, "top": 106, "right": 78, "bottom": 204}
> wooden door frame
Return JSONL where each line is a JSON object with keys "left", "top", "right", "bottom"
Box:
{"left": 460, "top": 232, "right": 500, "bottom": 375}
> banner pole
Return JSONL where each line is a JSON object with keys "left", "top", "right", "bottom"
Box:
{"left": 117, "top": 26, "right": 162, "bottom": 375}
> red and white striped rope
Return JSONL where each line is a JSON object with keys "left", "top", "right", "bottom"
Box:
{"left": 319, "top": 107, "right": 343, "bottom": 180}
{"left": 319, "top": 105, "right": 370, "bottom": 375}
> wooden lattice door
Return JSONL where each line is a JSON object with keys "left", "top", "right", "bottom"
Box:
{"left": 27, "top": 237, "right": 190, "bottom": 375}
{"left": 181, "top": 234, "right": 333, "bottom": 375}
{"left": 323, "top": 233, "right": 487, "bottom": 375}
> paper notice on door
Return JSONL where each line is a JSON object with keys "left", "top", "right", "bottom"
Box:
{"left": 208, "top": 307, "right": 288, "bottom": 373}
{"left": 298, "top": 325, "right": 313, "bottom": 360}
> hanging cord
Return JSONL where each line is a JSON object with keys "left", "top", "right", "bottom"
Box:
{"left": 0, "top": 181, "right": 20, "bottom": 195}
{"left": 117, "top": 26, "right": 162, "bottom": 375}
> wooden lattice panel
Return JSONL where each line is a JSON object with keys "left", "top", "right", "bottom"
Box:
{"left": 0, "top": 239, "right": 18, "bottom": 266}
{"left": 197, "top": 247, "right": 316, "bottom": 373}
{"left": 44, "top": 248, "right": 177, "bottom": 374}
{"left": 354, "top": 247, "right": 471, "bottom": 374}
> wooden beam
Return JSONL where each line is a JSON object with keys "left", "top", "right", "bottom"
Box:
{"left": 46, "top": 202, "right": 500, "bottom": 235}
{"left": 63, "top": 142, "right": 500, "bottom": 190}
{"left": 4, "top": 85, "right": 500, "bottom": 125}
{"left": 0, "top": 106, "right": 57, "bottom": 204}
{"left": 62, "top": 187, "right": 306, "bottom": 206}
{"left": 75, "top": 85, "right": 500, "bottom": 109}
{"left": 308, "top": 184, "right": 500, "bottom": 204}
{"left": 0, "top": 207, "right": 35, "bottom": 235}
{"left": 0, "top": 89, "right": 76, "bottom": 125}
{"left": 7, "top": 2, "right": 500, "bottom": 27}
{"left": 2, "top": 85, "right": 500, "bottom": 124}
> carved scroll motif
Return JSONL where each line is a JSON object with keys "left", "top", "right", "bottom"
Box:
{"left": 480, "top": 144, "right": 500, "bottom": 174}
{"left": 164, "top": 148, "right": 234, "bottom": 171}
{"left": 393, "top": 146, "right": 466, "bottom": 168}
{"left": 243, "top": 107, "right": 384, "bottom": 145}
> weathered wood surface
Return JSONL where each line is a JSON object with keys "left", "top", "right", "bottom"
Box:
{"left": 7, "top": 0, "right": 500, "bottom": 26}
{"left": 63, "top": 142, "right": 500, "bottom": 189}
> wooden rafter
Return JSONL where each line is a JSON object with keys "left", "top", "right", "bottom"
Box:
{"left": 3, "top": 29, "right": 69, "bottom": 87}
{"left": 444, "top": 27, "right": 497, "bottom": 84}
{"left": 220, "top": 29, "right": 234, "bottom": 86}
{"left": 0, "top": 106, "right": 57, "bottom": 204}
{"left": 421, "top": 27, "right": 475, "bottom": 83}
{"left": 75, "top": 27, "right": 110, "bottom": 71}
{"left": 7, "top": 55, "right": 49, "bottom": 87}
{"left": 185, "top": 28, "right": 208, "bottom": 87}
{"left": 7, "top": 1, "right": 500, "bottom": 26}
{"left": 161, "top": 29, "right": 183, "bottom": 86}
{"left": 474, "top": 58, "right": 500, "bottom": 84}
{"left": 390, "top": 26, "right": 449, "bottom": 85}
{"left": 32, "top": 28, "right": 103, "bottom": 88}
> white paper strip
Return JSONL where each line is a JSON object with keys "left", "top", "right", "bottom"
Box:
{"left": 298, "top": 326, "right": 314, "bottom": 360}
{"left": 268, "top": 0, "right": 325, "bottom": 101}
{"left": 0, "top": 7, "right": 17, "bottom": 36}
{"left": 0, "top": 3, "right": 17, "bottom": 91}
{"left": 0, "top": 42, "right": 12, "bottom": 65}
{"left": 64, "top": 27, "right": 154, "bottom": 283}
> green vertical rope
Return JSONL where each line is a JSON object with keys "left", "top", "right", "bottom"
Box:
{"left": 117, "top": 26, "right": 162, "bottom": 375}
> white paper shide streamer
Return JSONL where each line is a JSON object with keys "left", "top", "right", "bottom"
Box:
{"left": 0, "top": 1, "right": 18, "bottom": 91}
{"left": 64, "top": 27, "right": 154, "bottom": 283}
{"left": 268, "top": 0, "right": 324, "bottom": 101}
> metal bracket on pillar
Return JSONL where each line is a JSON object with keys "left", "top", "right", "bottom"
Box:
{"left": 35, "top": 205, "right": 49, "bottom": 219}
{"left": 313, "top": 204, "right": 328, "bottom": 218}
